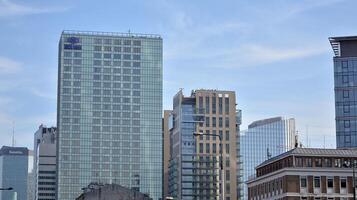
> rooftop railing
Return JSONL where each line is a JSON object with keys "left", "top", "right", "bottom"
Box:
{"left": 62, "top": 30, "right": 161, "bottom": 39}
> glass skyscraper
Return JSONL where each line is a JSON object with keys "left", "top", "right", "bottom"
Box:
{"left": 57, "top": 31, "right": 163, "bottom": 200}
{"left": 240, "top": 117, "right": 296, "bottom": 199}
{"left": 0, "top": 146, "right": 29, "bottom": 200}
{"left": 330, "top": 36, "right": 357, "bottom": 148}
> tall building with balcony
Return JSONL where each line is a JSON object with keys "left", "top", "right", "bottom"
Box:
{"left": 247, "top": 148, "right": 357, "bottom": 200}
{"left": 33, "top": 125, "right": 57, "bottom": 200}
{"left": 167, "top": 89, "right": 240, "bottom": 200}
{"left": 329, "top": 36, "right": 357, "bottom": 148}
{"left": 240, "top": 117, "right": 296, "bottom": 199}
{"left": 0, "top": 146, "right": 29, "bottom": 200}
{"left": 57, "top": 31, "right": 163, "bottom": 200}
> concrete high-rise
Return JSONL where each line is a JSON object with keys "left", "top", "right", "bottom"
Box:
{"left": 162, "top": 110, "right": 172, "bottom": 199}
{"left": 0, "top": 146, "right": 29, "bottom": 200}
{"left": 57, "top": 31, "right": 163, "bottom": 200}
{"left": 240, "top": 117, "right": 296, "bottom": 199}
{"left": 166, "top": 89, "right": 240, "bottom": 200}
{"left": 329, "top": 36, "right": 357, "bottom": 148}
{"left": 33, "top": 125, "right": 57, "bottom": 200}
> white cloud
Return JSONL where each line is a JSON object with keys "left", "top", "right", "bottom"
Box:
{"left": 0, "top": 56, "right": 22, "bottom": 74}
{"left": 0, "top": 0, "right": 70, "bottom": 17}
{"left": 226, "top": 44, "right": 329, "bottom": 68}
{"left": 30, "top": 87, "right": 56, "bottom": 100}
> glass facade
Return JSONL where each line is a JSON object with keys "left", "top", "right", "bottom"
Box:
{"left": 57, "top": 31, "right": 162, "bottom": 200}
{"left": 334, "top": 58, "right": 357, "bottom": 148}
{"left": 0, "top": 146, "right": 29, "bottom": 200}
{"left": 330, "top": 36, "right": 357, "bottom": 148}
{"left": 240, "top": 117, "right": 295, "bottom": 199}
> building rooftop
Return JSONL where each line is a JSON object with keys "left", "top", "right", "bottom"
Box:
{"left": 62, "top": 30, "right": 161, "bottom": 39}
{"left": 329, "top": 35, "right": 357, "bottom": 57}
{"left": 256, "top": 147, "right": 357, "bottom": 169}
{"left": 0, "top": 146, "right": 28, "bottom": 156}
{"left": 248, "top": 117, "right": 283, "bottom": 129}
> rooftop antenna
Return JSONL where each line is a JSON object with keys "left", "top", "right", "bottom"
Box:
{"left": 12, "top": 121, "right": 15, "bottom": 147}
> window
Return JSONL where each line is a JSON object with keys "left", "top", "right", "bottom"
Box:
{"left": 315, "top": 158, "right": 322, "bottom": 167}
{"left": 133, "top": 47, "right": 141, "bottom": 53}
{"left": 225, "top": 117, "right": 229, "bottom": 127}
{"left": 300, "top": 176, "right": 307, "bottom": 188}
{"left": 212, "top": 97, "right": 216, "bottom": 114}
{"left": 314, "top": 177, "right": 320, "bottom": 188}
{"left": 343, "top": 105, "right": 350, "bottom": 113}
{"left": 343, "top": 75, "right": 349, "bottom": 83}
{"left": 225, "top": 170, "right": 230, "bottom": 181}
{"left": 205, "top": 97, "right": 210, "bottom": 113}
{"left": 133, "top": 55, "right": 141, "bottom": 60}
{"left": 212, "top": 117, "right": 216, "bottom": 127}
{"left": 205, "top": 130, "right": 210, "bottom": 140}
{"left": 343, "top": 90, "right": 349, "bottom": 98}
{"left": 74, "top": 52, "right": 81, "bottom": 57}
{"left": 103, "top": 53, "right": 111, "bottom": 59}
{"left": 94, "top": 46, "right": 102, "bottom": 51}
{"left": 133, "top": 40, "right": 141, "bottom": 46}
{"left": 225, "top": 97, "right": 229, "bottom": 114}
{"left": 327, "top": 177, "right": 333, "bottom": 188}
{"left": 296, "top": 157, "right": 303, "bottom": 167}
{"left": 335, "top": 158, "right": 341, "bottom": 167}
{"left": 324, "top": 158, "right": 332, "bottom": 167}
{"left": 206, "top": 143, "right": 210, "bottom": 153}
{"left": 199, "top": 143, "right": 203, "bottom": 154}
{"left": 225, "top": 144, "right": 229, "bottom": 154}
{"left": 341, "top": 177, "right": 347, "bottom": 188}
{"left": 205, "top": 117, "right": 210, "bottom": 127}
{"left": 306, "top": 158, "right": 312, "bottom": 167}
{"left": 226, "top": 159, "right": 230, "bottom": 167}
{"left": 104, "top": 46, "right": 112, "bottom": 51}
{"left": 219, "top": 97, "right": 223, "bottom": 114}
{"left": 225, "top": 131, "right": 229, "bottom": 141}
{"left": 344, "top": 120, "right": 350, "bottom": 128}
{"left": 219, "top": 117, "right": 223, "bottom": 127}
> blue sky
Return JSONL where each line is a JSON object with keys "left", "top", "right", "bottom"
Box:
{"left": 0, "top": 0, "right": 356, "bottom": 149}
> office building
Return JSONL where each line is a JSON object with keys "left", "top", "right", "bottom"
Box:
{"left": 167, "top": 89, "right": 240, "bottom": 200}
{"left": 330, "top": 36, "right": 357, "bottom": 148}
{"left": 28, "top": 150, "right": 34, "bottom": 200}
{"left": 162, "top": 110, "right": 172, "bottom": 199}
{"left": 33, "top": 125, "right": 57, "bottom": 200}
{"left": 235, "top": 110, "right": 242, "bottom": 199}
{"left": 240, "top": 117, "right": 296, "bottom": 199}
{"left": 248, "top": 148, "right": 357, "bottom": 200}
{"left": 0, "top": 146, "right": 29, "bottom": 200}
{"left": 57, "top": 31, "right": 163, "bottom": 200}
{"left": 76, "top": 183, "right": 152, "bottom": 200}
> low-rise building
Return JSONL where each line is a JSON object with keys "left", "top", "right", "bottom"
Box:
{"left": 76, "top": 183, "right": 152, "bottom": 200}
{"left": 247, "top": 148, "right": 357, "bottom": 200}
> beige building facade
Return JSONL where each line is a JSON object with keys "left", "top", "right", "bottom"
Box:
{"left": 165, "top": 89, "right": 240, "bottom": 200}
